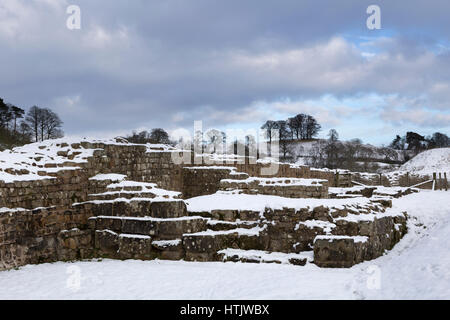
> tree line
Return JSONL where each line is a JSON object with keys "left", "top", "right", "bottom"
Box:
{"left": 126, "top": 128, "right": 172, "bottom": 145}
{"left": 261, "top": 113, "right": 321, "bottom": 158}
{"left": 308, "top": 129, "right": 399, "bottom": 171}
{"left": 390, "top": 131, "right": 449, "bottom": 152}
{"left": 261, "top": 113, "right": 321, "bottom": 143}
{"left": 0, "top": 97, "right": 64, "bottom": 149}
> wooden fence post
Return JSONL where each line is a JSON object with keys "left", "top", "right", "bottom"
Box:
{"left": 444, "top": 172, "right": 448, "bottom": 191}
{"left": 433, "top": 172, "right": 437, "bottom": 191}
{"left": 406, "top": 172, "right": 410, "bottom": 187}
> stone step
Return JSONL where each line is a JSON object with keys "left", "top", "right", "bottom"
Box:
{"left": 94, "top": 230, "right": 183, "bottom": 260}
{"left": 219, "top": 177, "right": 329, "bottom": 199}
{"left": 76, "top": 199, "right": 188, "bottom": 218}
{"left": 151, "top": 239, "right": 184, "bottom": 260}
{"left": 182, "top": 226, "right": 267, "bottom": 262}
{"left": 90, "top": 215, "right": 207, "bottom": 240}
{"left": 217, "top": 248, "right": 313, "bottom": 266}
{"left": 206, "top": 219, "right": 259, "bottom": 231}
{"left": 313, "top": 213, "right": 408, "bottom": 268}
{"left": 88, "top": 192, "right": 157, "bottom": 201}
{"left": 187, "top": 209, "right": 261, "bottom": 222}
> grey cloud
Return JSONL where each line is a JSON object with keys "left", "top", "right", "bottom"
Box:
{"left": 0, "top": 0, "right": 449, "bottom": 142}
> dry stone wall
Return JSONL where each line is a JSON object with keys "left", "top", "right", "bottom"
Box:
{"left": 219, "top": 178, "right": 329, "bottom": 198}
{"left": 0, "top": 206, "right": 93, "bottom": 270}
{"left": 0, "top": 140, "right": 409, "bottom": 271}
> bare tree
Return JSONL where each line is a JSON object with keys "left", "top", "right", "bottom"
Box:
{"left": 25, "top": 106, "right": 41, "bottom": 142}
{"left": 25, "top": 106, "right": 63, "bottom": 142}
{"left": 42, "top": 108, "right": 63, "bottom": 140}
{"left": 277, "top": 120, "right": 293, "bottom": 161}
{"left": 261, "top": 120, "right": 279, "bottom": 144}
{"left": 328, "top": 129, "right": 339, "bottom": 142}
{"left": 205, "top": 129, "right": 226, "bottom": 154}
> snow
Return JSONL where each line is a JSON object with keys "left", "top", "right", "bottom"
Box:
{"left": 207, "top": 219, "right": 256, "bottom": 226}
{"left": 295, "top": 220, "right": 336, "bottom": 233}
{"left": 119, "top": 234, "right": 151, "bottom": 240}
{"left": 0, "top": 191, "right": 449, "bottom": 299}
{"left": 218, "top": 249, "right": 314, "bottom": 264}
{"left": 92, "top": 215, "right": 204, "bottom": 222}
{"left": 0, "top": 207, "right": 28, "bottom": 214}
{"left": 221, "top": 177, "right": 327, "bottom": 186}
{"left": 152, "top": 239, "right": 181, "bottom": 247}
{"left": 186, "top": 192, "right": 379, "bottom": 213}
{"left": 0, "top": 137, "right": 182, "bottom": 183}
{"left": 399, "top": 147, "right": 450, "bottom": 174}
{"left": 314, "top": 235, "right": 369, "bottom": 243}
{"left": 184, "top": 226, "right": 266, "bottom": 237}
{"left": 104, "top": 180, "right": 181, "bottom": 198}
{"left": 184, "top": 166, "right": 238, "bottom": 171}
{"left": 89, "top": 174, "right": 127, "bottom": 181}
{"left": 0, "top": 138, "right": 97, "bottom": 183}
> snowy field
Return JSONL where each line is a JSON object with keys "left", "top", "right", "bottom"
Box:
{"left": 1, "top": 191, "right": 449, "bottom": 300}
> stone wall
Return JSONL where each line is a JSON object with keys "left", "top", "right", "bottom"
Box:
{"left": 0, "top": 206, "right": 93, "bottom": 270}
{"left": 181, "top": 167, "right": 248, "bottom": 198}
{"left": 0, "top": 143, "right": 187, "bottom": 209}
{"left": 0, "top": 142, "right": 190, "bottom": 270}
{"left": 314, "top": 214, "right": 407, "bottom": 268}
{"left": 185, "top": 158, "right": 341, "bottom": 187}
{"left": 0, "top": 140, "right": 408, "bottom": 270}
{"left": 0, "top": 174, "right": 90, "bottom": 209}
{"left": 75, "top": 142, "right": 186, "bottom": 191}
{"left": 219, "top": 178, "right": 329, "bottom": 199}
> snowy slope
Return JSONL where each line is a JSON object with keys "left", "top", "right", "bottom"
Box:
{"left": 399, "top": 148, "right": 450, "bottom": 174}
{"left": 1, "top": 190, "right": 449, "bottom": 299}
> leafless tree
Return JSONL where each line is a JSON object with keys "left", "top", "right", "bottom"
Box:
{"left": 25, "top": 106, "right": 63, "bottom": 142}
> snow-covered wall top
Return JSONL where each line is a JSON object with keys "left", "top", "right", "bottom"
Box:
{"left": 0, "top": 138, "right": 178, "bottom": 183}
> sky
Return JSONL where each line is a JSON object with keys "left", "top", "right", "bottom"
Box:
{"left": 0, "top": 0, "right": 449, "bottom": 145}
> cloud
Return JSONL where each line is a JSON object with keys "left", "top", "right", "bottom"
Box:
{"left": 381, "top": 107, "right": 450, "bottom": 128}
{"left": 0, "top": 0, "right": 449, "bottom": 145}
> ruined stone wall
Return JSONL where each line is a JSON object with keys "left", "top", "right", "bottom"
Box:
{"left": 314, "top": 214, "right": 407, "bottom": 268}
{"left": 183, "top": 157, "right": 347, "bottom": 187}
{"left": 219, "top": 179, "right": 329, "bottom": 199}
{"left": 180, "top": 159, "right": 344, "bottom": 199}
{"left": 77, "top": 142, "right": 185, "bottom": 191}
{"left": 0, "top": 141, "right": 405, "bottom": 271}
{"left": 0, "top": 174, "right": 89, "bottom": 209}
{"left": 351, "top": 171, "right": 433, "bottom": 188}
{"left": 181, "top": 167, "right": 249, "bottom": 198}
{"left": 0, "top": 205, "right": 93, "bottom": 270}
{"left": 0, "top": 142, "right": 188, "bottom": 270}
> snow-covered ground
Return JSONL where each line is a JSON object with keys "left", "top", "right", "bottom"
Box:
{"left": 1, "top": 190, "right": 449, "bottom": 300}
{"left": 399, "top": 147, "right": 450, "bottom": 174}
